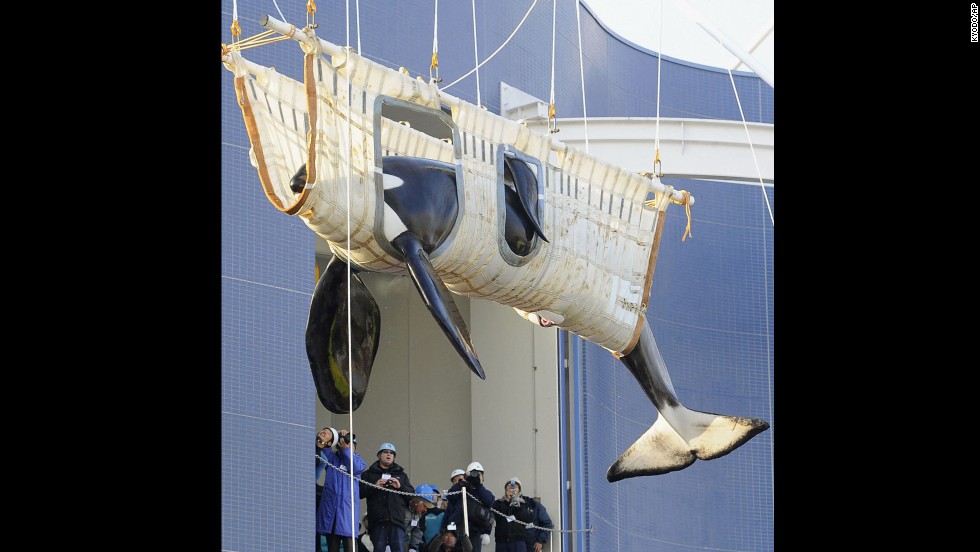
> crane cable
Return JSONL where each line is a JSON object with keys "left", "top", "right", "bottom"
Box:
{"left": 548, "top": 0, "right": 559, "bottom": 133}
{"left": 431, "top": 0, "right": 441, "bottom": 83}
{"left": 441, "top": 0, "right": 540, "bottom": 92}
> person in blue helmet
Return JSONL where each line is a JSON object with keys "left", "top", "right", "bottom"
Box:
{"left": 414, "top": 483, "right": 445, "bottom": 548}
{"left": 316, "top": 428, "right": 366, "bottom": 552}
{"left": 360, "top": 442, "right": 415, "bottom": 552}
{"left": 409, "top": 483, "right": 445, "bottom": 552}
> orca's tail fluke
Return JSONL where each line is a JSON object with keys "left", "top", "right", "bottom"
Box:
{"left": 606, "top": 406, "right": 769, "bottom": 481}
{"left": 610, "top": 321, "right": 770, "bottom": 481}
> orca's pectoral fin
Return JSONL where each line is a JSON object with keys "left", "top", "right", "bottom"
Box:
{"left": 505, "top": 156, "right": 549, "bottom": 243}
{"left": 392, "top": 232, "right": 486, "bottom": 379}
{"left": 306, "top": 256, "right": 380, "bottom": 414}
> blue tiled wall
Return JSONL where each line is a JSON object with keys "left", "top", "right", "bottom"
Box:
{"left": 580, "top": 178, "right": 773, "bottom": 552}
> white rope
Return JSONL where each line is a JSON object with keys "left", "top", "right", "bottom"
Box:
{"left": 549, "top": 0, "right": 557, "bottom": 110}
{"left": 470, "top": 0, "right": 481, "bottom": 106}
{"left": 232, "top": 0, "right": 238, "bottom": 22}
{"left": 344, "top": 1, "right": 359, "bottom": 543}
{"left": 654, "top": 0, "right": 663, "bottom": 165}
{"left": 433, "top": 0, "right": 439, "bottom": 59}
{"left": 270, "top": 0, "right": 285, "bottom": 21}
{"left": 356, "top": 0, "right": 362, "bottom": 54}
{"left": 724, "top": 64, "right": 774, "bottom": 227}
{"left": 441, "top": 0, "right": 541, "bottom": 92}
{"left": 574, "top": 0, "right": 589, "bottom": 152}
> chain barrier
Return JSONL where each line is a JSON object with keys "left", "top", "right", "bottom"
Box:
{"left": 319, "top": 460, "right": 594, "bottom": 535}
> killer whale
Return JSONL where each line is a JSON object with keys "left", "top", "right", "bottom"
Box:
{"left": 294, "top": 155, "right": 768, "bottom": 479}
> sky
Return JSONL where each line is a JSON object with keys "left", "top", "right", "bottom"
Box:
{"left": 582, "top": 0, "right": 773, "bottom": 76}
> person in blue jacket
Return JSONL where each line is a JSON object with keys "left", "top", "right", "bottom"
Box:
{"left": 316, "top": 427, "right": 366, "bottom": 552}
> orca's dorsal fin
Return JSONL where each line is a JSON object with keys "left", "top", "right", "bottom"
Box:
{"left": 505, "top": 156, "right": 548, "bottom": 243}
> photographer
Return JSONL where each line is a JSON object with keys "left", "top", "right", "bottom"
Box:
{"left": 491, "top": 478, "right": 536, "bottom": 552}
{"left": 360, "top": 442, "right": 415, "bottom": 552}
{"left": 317, "top": 428, "right": 365, "bottom": 552}
{"left": 441, "top": 462, "right": 495, "bottom": 552}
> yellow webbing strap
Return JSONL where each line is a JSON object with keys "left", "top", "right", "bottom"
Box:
{"left": 234, "top": 74, "right": 310, "bottom": 216}
{"left": 304, "top": 51, "right": 319, "bottom": 187}
{"left": 234, "top": 76, "right": 281, "bottom": 212}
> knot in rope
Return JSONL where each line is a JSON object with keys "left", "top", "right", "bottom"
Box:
{"left": 671, "top": 190, "right": 693, "bottom": 241}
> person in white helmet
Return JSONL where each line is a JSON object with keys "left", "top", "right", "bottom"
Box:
{"left": 359, "top": 442, "right": 415, "bottom": 552}
{"left": 316, "top": 428, "right": 365, "bottom": 552}
{"left": 491, "top": 478, "right": 538, "bottom": 552}
{"left": 441, "top": 461, "right": 495, "bottom": 552}
{"left": 449, "top": 468, "right": 466, "bottom": 487}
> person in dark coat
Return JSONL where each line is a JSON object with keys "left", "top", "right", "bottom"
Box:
{"left": 520, "top": 486, "right": 554, "bottom": 551}
{"left": 360, "top": 442, "right": 415, "bottom": 552}
{"left": 491, "top": 478, "right": 536, "bottom": 552}
{"left": 317, "top": 429, "right": 366, "bottom": 552}
{"left": 441, "top": 461, "right": 495, "bottom": 552}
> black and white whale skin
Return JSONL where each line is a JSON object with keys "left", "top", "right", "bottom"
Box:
{"left": 293, "top": 156, "right": 768, "bottom": 481}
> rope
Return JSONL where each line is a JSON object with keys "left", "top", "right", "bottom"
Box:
{"left": 271, "top": 0, "right": 286, "bottom": 21}
{"left": 441, "top": 0, "right": 540, "bottom": 92}
{"left": 470, "top": 0, "right": 481, "bottom": 106}
{"left": 724, "top": 63, "right": 774, "bottom": 227}
{"left": 224, "top": 30, "right": 291, "bottom": 53}
{"left": 340, "top": 2, "right": 360, "bottom": 539}
{"left": 230, "top": 0, "right": 239, "bottom": 47}
{"left": 574, "top": 0, "right": 589, "bottom": 153}
{"left": 356, "top": 0, "right": 362, "bottom": 54}
{"left": 548, "top": 0, "right": 558, "bottom": 133}
{"left": 319, "top": 462, "right": 593, "bottom": 535}
{"left": 653, "top": 0, "right": 663, "bottom": 176}
{"left": 672, "top": 190, "right": 693, "bottom": 241}
{"left": 431, "top": 0, "right": 441, "bottom": 83}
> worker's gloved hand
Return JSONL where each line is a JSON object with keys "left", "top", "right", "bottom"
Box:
{"left": 481, "top": 534, "right": 490, "bottom": 545}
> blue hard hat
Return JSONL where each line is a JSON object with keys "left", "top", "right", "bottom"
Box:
{"left": 377, "top": 442, "right": 397, "bottom": 456}
{"left": 415, "top": 483, "right": 440, "bottom": 504}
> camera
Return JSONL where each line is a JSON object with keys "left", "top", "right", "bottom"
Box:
{"left": 340, "top": 433, "right": 352, "bottom": 444}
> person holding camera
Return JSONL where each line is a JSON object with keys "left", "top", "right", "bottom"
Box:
{"left": 517, "top": 483, "right": 554, "bottom": 552}
{"left": 316, "top": 428, "right": 366, "bottom": 552}
{"left": 360, "top": 442, "right": 415, "bottom": 552}
{"left": 490, "top": 478, "right": 539, "bottom": 552}
{"left": 441, "top": 461, "right": 495, "bottom": 552}
{"left": 427, "top": 525, "right": 472, "bottom": 552}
